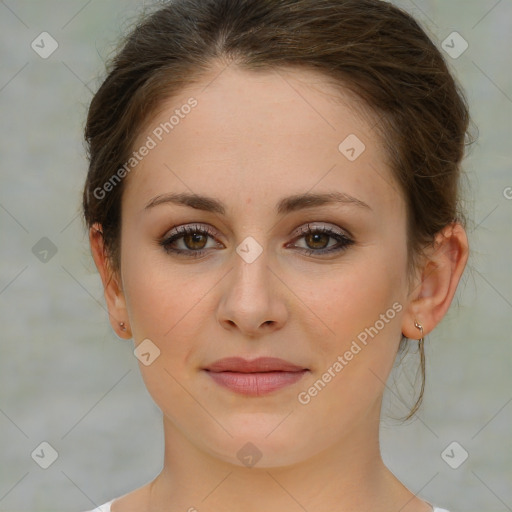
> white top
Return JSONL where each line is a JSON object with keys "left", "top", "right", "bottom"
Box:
{"left": 85, "top": 499, "right": 450, "bottom": 511}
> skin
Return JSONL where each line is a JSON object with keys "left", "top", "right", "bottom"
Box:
{"left": 90, "top": 63, "right": 468, "bottom": 512}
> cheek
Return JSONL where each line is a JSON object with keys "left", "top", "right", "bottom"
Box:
{"left": 119, "top": 224, "right": 201, "bottom": 336}
{"left": 310, "top": 256, "right": 404, "bottom": 333}
{"left": 120, "top": 257, "right": 209, "bottom": 409}
{"left": 123, "top": 262, "right": 209, "bottom": 343}
{"left": 298, "top": 239, "right": 408, "bottom": 376}
{"left": 293, "top": 256, "right": 407, "bottom": 425}
{"left": 120, "top": 241, "right": 223, "bottom": 389}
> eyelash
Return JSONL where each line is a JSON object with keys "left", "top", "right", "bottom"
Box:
{"left": 158, "top": 223, "right": 354, "bottom": 258}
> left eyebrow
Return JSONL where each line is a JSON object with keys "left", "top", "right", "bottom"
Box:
{"left": 276, "top": 191, "right": 372, "bottom": 214}
{"left": 143, "top": 191, "right": 372, "bottom": 215}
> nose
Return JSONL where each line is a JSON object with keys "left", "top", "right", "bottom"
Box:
{"left": 216, "top": 248, "right": 289, "bottom": 338}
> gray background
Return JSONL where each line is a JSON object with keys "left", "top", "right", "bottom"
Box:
{"left": 0, "top": 1, "right": 511, "bottom": 511}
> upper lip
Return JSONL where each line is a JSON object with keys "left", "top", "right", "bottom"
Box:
{"left": 204, "top": 357, "right": 307, "bottom": 373}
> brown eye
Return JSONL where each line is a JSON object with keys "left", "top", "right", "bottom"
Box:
{"left": 159, "top": 224, "right": 222, "bottom": 257}
{"left": 304, "top": 232, "right": 330, "bottom": 250}
{"left": 183, "top": 232, "right": 208, "bottom": 250}
{"left": 289, "top": 223, "right": 354, "bottom": 256}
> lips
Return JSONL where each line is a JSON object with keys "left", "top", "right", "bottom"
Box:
{"left": 203, "top": 357, "right": 309, "bottom": 396}
{"left": 204, "top": 356, "right": 307, "bottom": 373}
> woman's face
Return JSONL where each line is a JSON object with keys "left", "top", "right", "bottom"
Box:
{"left": 116, "top": 65, "right": 414, "bottom": 467}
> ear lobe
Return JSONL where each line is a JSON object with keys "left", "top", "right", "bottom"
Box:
{"left": 89, "top": 223, "right": 131, "bottom": 339}
{"left": 401, "top": 222, "right": 469, "bottom": 340}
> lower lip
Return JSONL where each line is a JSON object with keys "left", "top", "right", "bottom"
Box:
{"left": 205, "top": 370, "right": 308, "bottom": 396}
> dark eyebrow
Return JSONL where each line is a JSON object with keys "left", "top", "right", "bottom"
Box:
{"left": 276, "top": 191, "right": 371, "bottom": 214}
{"left": 144, "top": 191, "right": 372, "bottom": 214}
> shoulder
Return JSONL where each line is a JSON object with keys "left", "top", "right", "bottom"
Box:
{"left": 82, "top": 499, "right": 114, "bottom": 512}
{"left": 86, "top": 484, "right": 151, "bottom": 512}
{"left": 85, "top": 496, "right": 451, "bottom": 512}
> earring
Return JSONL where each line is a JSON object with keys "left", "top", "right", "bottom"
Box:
{"left": 414, "top": 320, "right": 426, "bottom": 378}
{"left": 119, "top": 321, "right": 127, "bottom": 332}
{"left": 414, "top": 320, "right": 424, "bottom": 342}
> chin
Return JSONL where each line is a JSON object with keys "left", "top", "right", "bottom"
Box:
{"left": 201, "top": 420, "right": 320, "bottom": 469}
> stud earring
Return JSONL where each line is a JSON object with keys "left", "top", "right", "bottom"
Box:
{"left": 414, "top": 320, "right": 424, "bottom": 343}
{"left": 119, "top": 321, "right": 127, "bottom": 332}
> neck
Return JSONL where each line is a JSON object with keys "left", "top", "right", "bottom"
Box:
{"left": 147, "top": 402, "right": 427, "bottom": 512}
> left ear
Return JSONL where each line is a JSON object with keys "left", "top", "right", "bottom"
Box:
{"left": 401, "top": 222, "right": 469, "bottom": 340}
{"left": 89, "top": 223, "right": 132, "bottom": 339}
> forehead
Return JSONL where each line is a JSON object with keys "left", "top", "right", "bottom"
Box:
{"left": 123, "top": 64, "right": 401, "bottom": 218}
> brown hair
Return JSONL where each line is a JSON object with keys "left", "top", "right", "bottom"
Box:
{"left": 82, "top": 0, "right": 473, "bottom": 418}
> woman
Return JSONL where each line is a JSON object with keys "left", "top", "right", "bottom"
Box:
{"left": 82, "top": 0, "right": 471, "bottom": 510}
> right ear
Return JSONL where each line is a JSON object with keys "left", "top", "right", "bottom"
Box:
{"left": 89, "top": 223, "right": 132, "bottom": 339}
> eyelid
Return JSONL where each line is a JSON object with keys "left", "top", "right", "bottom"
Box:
{"left": 290, "top": 221, "right": 353, "bottom": 240}
{"left": 162, "top": 222, "right": 220, "bottom": 240}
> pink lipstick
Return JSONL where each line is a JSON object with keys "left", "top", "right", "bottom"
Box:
{"left": 203, "top": 357, "right": 309, "bottom": 396}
